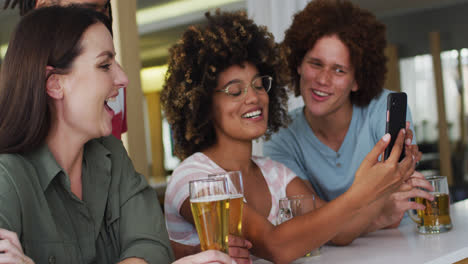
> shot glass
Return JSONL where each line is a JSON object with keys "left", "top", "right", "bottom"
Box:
{"left": 277, "top": 194, "right": 321, "bottom": 256}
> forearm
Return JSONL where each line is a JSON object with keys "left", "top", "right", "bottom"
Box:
{"left": 246, "top": 190, "right": 364, "bottom": 264}
{"left": 119, "top": 183, "right": 175, "bottom": 262}
{"left": 292, "top": 179, "right": 381, "bottom": 246}
{"left": 363, "top": 196, "right": 402, "bottom": 232}
{"left": 339, "top": 170, "right": 428, "bottom": 239}
{"left": 330, "top": 195, "right": 388, "bottom": 245}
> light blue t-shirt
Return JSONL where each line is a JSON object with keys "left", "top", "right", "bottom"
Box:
{"left": 264, "top": 89, "right": 414, "bottom": 201}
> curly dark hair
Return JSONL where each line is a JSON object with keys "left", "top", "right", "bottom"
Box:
{"left": 283, "top": 0, "right": 387, "bottom": 106}
{"left": 161, "top": 10, "right": 290, "bottom": 160}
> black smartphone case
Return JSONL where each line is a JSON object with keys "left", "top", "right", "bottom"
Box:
{"left": 384, "top": 92, "right": 407, "bottom": 161}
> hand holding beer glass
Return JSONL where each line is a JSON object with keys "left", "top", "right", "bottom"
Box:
{"left": 209, "top": 171, "right": 244, "bottom": 237}
{"left": 189, "top": 178, "right": 230, "bottom": 252}
{"left": 408, "top": 176, "right": 452, "bottom": 234}
{"left": 277, "top": 194, "right": 321, "bottom": 257}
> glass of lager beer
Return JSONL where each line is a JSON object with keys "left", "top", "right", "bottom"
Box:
{"left": 209, "top": 171, "right": 244, "bottom": 237}
{"left": 277, "top": 194, "right": 320, "bottom": 257}
{"left": 189, "top": 178, "right": 230, "bottom": 252}
{"left": 409, "top": 175, "right": 452, "bottom": 234}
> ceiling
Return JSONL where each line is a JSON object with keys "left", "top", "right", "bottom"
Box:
{"left": 1, "top": 0, "right": 468, "bottom": 66}
{"left": 351, "top": 0, "right": 468, "bottom": 17}
{"left": 139, "top": 0, "right": 468, "bottom": 66}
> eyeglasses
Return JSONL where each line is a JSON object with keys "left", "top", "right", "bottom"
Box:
{"left": 215, "top": 75, "right": 273, "bottom": 102}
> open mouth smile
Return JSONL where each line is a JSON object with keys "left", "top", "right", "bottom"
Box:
{"left": 242, "top": 109, "right": 262, "bottom": 119}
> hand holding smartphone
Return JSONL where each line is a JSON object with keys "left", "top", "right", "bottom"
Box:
{"left": 384, "top": 92, "right": 407, "bottom": 161}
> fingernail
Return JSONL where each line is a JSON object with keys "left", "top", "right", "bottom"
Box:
{"left": 402, "top": 129, "right": 406, "bottom": 134}
{"left": 382, "top": 133, "right": 390, "bottom": 142}
{"left": 406, "top": 138, "right": 411, "bottom": 145}
{"left": 412, "top": 155, "right": 415, "bottom": 161}
{"left": 232, "top": 260, "right": 238, "bottom": 264}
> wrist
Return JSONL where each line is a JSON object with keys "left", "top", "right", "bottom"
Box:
{"left": 341, "top": 185, "right": 369, "bottom": 213}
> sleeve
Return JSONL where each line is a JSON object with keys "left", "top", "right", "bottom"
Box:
{"left": 264, "top": 130, "right": 309, "bottom": 181}
{"left": 0, "top": 162, "right": 22, "bottom": 234}
{"left": 165, "top": 165, "right": 196, "bottom": 216}
{"left": 280, "top": 162, "right": 299, "bottom": 188}
{"left": 166, "top": 159, "right": 218, "bottom": 214}
{"left": 117, "top": 151, "right": 174, "bottom": 263}
{"left": 164, "top": 156, "right": 223, "bottom": 246}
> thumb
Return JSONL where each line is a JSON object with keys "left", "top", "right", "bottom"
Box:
{"left": 361, "top": 133, "right": 391, "bottom": 169}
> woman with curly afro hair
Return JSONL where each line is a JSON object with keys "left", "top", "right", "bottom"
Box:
{"left": 264, "top": 0, "right": 431, "bottom": 232}
{"left": 162, "top": 9, "right": 418, "bottom": 264}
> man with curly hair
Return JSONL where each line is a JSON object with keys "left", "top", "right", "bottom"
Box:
{"left": 2, "top": 0, "right": 127, "bottom": 140}
{"left": 264, "top": 0, "right": 433, "bottom": 229}
{"left": 162, "top": 9, "right": 418, "bottom": 264}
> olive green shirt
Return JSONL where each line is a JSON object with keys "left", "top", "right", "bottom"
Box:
{"left": 0, "top": 136, "right": 174, "bottom": 264}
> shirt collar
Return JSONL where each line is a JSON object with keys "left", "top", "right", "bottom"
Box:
{"left": 26, "top": 143, "right": 63, "bottom": 192}
{"left": 26, "top": 139, "right": 112, "bottom": 192}
{"left": 83, "top": 138, "right": 112, "bottom": 164}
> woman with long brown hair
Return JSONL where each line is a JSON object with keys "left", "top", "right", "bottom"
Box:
{"left": 0, "top": 6, "right": 174, "bottom": 263}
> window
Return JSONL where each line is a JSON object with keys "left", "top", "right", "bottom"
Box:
{"left": 400, "top": 50, "right": 467, "bottom": 143}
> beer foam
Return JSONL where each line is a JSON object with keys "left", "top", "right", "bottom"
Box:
{"left": 190, "top": 195, "right": 230, "bottom": 203}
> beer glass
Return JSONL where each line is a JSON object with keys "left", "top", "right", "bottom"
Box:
{"left": 209, "top": 171, "right": 244, "bottom": 237}
{"left": 189, "top": 178, "right": 230, "bottom": 252}
{"left": 408, "top": 175, "right": 452, "bottom": 234}
{"left": 277, "top": 194, "right": 320, "bottom": 256}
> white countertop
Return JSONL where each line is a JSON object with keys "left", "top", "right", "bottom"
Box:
{"left": 254, "top": 199, "right": 468, "bottom": 264}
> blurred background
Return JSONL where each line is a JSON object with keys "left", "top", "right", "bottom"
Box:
{"left": 1, "top": 0, "right": 468, "bottom": 202}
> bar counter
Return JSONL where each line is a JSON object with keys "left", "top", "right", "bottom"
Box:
{"left": 254, "top": 199, "right": 468, "bottom": 264}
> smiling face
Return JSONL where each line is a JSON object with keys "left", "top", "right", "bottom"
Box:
{"left": 211, "top": 62, "right": 269, "bottom": 143}
{"left": 53, "top": 22, "right": 128, "bottom": 140}
{"left": 298, "top": 35, "right": 358, "bottom": 120}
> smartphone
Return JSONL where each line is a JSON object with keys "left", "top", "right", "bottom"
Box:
{"left": 384, "top": 92, "right": 407, "bottom": 161}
